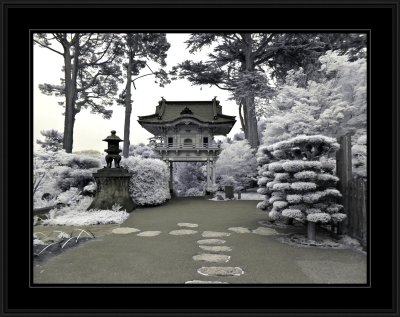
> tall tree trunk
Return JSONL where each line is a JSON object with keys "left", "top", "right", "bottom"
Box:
{"left": 123, "top": 54, "right": 133, "bottom": 158}
{"left": 238, "top": 101, "right": 247, "bottom": 138}
{"left": 63, "top": 46, "right": 75, "bottom": 153}
{"left": 242, "top": 34, "right": 260, "bottom": 149}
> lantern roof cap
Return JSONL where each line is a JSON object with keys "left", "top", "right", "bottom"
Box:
{"left": 102, "top": 130, "right": 123, "bottom": 142}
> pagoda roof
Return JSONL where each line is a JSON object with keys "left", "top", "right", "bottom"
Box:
{"left": 138, "top": 98, "right": 236, "bottom": 126}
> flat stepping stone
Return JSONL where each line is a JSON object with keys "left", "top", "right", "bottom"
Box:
{"left": 199, "top": 245, "right": 232, "bottom": 252}
{"left": 197, "top": 239, "right": 226, "bottom": 245}
{"left": 201, "top": 231, "right": 231, "bottom": 238}
{"left": 137, "top": 231, "right": 161, "bottom": 237}
{"left": 252, "top": 227, "right": 278, "bottom": 236}
{"left": 197, "top": 266, "right": 244, "bottom": 277}
{"left": 177, "top": 223, "right": 198, "bottom": 228}
{"left": 228, "top": 227, "right": 251, "bottom": 234}
{"left": 185, "top": 280, "right": 228, "bottom": 284}
{"left": 193, "top": 253, "right": 231, "bottom": 263}
{"left": 169, "top": 229, "right": 198, "bottom": 235}
{"left": 112, "top": 227, "right": 140, "bottom": 234}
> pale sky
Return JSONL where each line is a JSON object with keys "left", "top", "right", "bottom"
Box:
{"left": 33, "top": 33, "right": 241, "bottom": 153}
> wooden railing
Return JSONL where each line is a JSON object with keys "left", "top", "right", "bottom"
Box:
{"left": 155, "top": 143, "right": 221, "bottom": 149}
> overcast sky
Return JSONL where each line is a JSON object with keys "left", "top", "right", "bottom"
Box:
{"left": 33, "top": 33, "right": 241, "bottom": 153}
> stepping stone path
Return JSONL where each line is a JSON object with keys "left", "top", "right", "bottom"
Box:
{"left": 197, "top": 239, "right": 226, "bottom": 245}
{"left": 199, "top": 245, "right": 232, "bottom": 252}
{"left": 137, "top": 231, "right": 161, "bottom": 237}
{"left": 177, "top": 223, "right": 198, "bottom": 228}
{"left": 228, "top": 227, "right": 251, "bottom": 234}
{"left": 112, "top": 227, "right": 140, "bottom": 234}
{"left": 201, "top": 231, "right": 231, "bottom": 238}
{"left": 193, "top": 254, "right": 231, "bottom": 263}
{"left": 185, "top": 280, "right": 228, "bottom": 284}
{"left": 197, "top": 266, "right": 244, "bottom": 277}
{"left": 252, "top": 227, "right": 278, "bottom": 236}
{"left": 169, "top": 229, "right": 198, "bottom": 235}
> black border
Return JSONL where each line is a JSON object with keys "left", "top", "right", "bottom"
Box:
{"left": 1, "top": 1, "right": 399, "bottom": 316}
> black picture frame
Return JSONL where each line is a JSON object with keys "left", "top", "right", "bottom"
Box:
{"left": 1, "top": 1, "right": 399, "bottom": 316}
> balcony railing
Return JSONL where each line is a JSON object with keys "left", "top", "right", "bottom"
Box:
{"left": 154, "top": 143, "right": 221, "bottom": 150}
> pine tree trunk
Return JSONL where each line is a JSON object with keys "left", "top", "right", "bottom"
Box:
{"left": 63, "top": 46, "right": 75, "bottom": 153}
{"left": 307, "top": 221, "right": 316, "bottom": 240}
{"left": 242, "top": 34, "right": 260, "bottom": 149}
{"left": 123, "top": 56, "right": 133, "bottom": 158}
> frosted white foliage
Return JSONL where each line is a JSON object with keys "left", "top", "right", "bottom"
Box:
{"left": 324, "top": 189, "right": 342, "bottom": 198}
{"left": 268, "top": 210, "right": 281, "bottom": 221}
{"left": 331, "top": 213, "right": 347, "bottom": 223}
{"left": 281, "top": 209, "right": 304, "bottom": 219}
{"left": 121, "top": 157, "right": 170, "bottom": 206}
{"left": 302, "top": 192, "right": 323, "bottom": 204}
{"left": 83, "top": 182, "right": 97, "bottom": 193}
{"left": 33, "top": 238, "right": 45, "bottom": 245}
{"left": 326, "top": 204, "right": 344, "bottom": 213}
{"left": 257, "top": 177, "right": 270, "bottom": 186}
{"left": 272, "top": 200, "right": 288, "bottom": 210}
{"left": 256, "top": 201, "right": 268, "bottom": 210}
{"left": 290, "top": 204, "right": 307, "bottom": 211}
{"left": 305, "top": 208, "right": 322, "bottom": 214}
{"left": 290, "top": 182, "right": 317, "bottom": 192}
{"left": 268, "top": 162, "right": 284, "bottom": 172}
{"left": 320, "top": 159, "right": 336, "bottom": 172}
{"left": 317, "top": 174, "right": 339, "bottom": 182}
{"left": 257, "top": 187, "right": 269, "bottom": 195}
{"left": 43, "top": 198, "right": 129, "bottom": 226}
{"left": 269, "top": 195, "right": 285, "bottom": 204}
{"left": 286, "top": 194, "right": 302, "bottom": 204}
{"left": 274, "top": 173, "right": 290, "bottom": 182}
{"left": 216, "top": 140, "right": 257, "bottom": 189}
{"left": 303, "top": 161, "right": 322, "bottom": 171}
{"left": 263, "top": 171, "right": 275, "bottom": 178}
{"left": 272, "top": 182, "right": 291, "bottom": 191}
{"left": 267, "top": 135, "right": 339, "bottom": 152}
{"left": 262, "top": 52, "right": 366, "bottom": 145}
{"left": 267, "top": 181, "right": 278, "bottom": 189}
{"left": 294, "top": 171, "right": 317, "bottom": 180}
{"left": 282, "top": 161, "right": 305, "bottom": 172}
{"left": 55, "top": 187, "right": 82, "bottom": 205}
{"left": 307, "top": 213, "right": 331, "bottom": 223}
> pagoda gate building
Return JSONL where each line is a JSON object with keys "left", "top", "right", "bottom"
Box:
{"left": 138, "top": 97, "right": 236, "bottom": 193}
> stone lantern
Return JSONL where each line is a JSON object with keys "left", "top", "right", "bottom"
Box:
{"left": 87, "top": 130, "right": 136, "bottom": 212}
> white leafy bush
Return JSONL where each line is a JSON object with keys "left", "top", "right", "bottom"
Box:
{"left": 290, "top": 182, "right": 317, "bottom": 192}
{"left": 274, "top": 173, "right": 290, "bottom": 182}
{"left": 272, "top": 201, "right": 288, "bottom": 210}
{"left": 282, "top": 161, "right": 305, "bottom": 172}
{"left": 257, "top": 187, "right": 269, "bottom": 195}
{"left": 326, "top": 204, "right": 344, "bottom": 213}
{"left": 55, "top": 187, "right": 82, "bottom": 205}
{"left": 294, "top": 171, "right": 317, "bottom": 180}
{"left": 331, "top": 213, "right": 347, "bottom": 223}
{"left": 317, "top": 174, "right": 339, "bottom": 182}
{"left": 286, "top": 194, "right": 302, "bottom": 204}
{"left": 121, "top": 156, "right": 170, "bottom": 206}
{"left": 257, "top": 201, "right": 268, "bottom": 210}
{"left": 302, "top": 192, "right": 323, "bottom": 204}
{"left": 281, "top": 209, "right": 304, "bottom": 219}
{"left": 268, "top": 210, "right": 281, "bottom": 221}
{"left": 305, "top": 208, "right": 322, "bottom": 214}
{"left": 43, "top": 197, "right": 129, "bottom": 226}
{"left": 273, "top": 182, "right": 291, "bottom": 191}
{"left": 268, "top": 162, "right": 284, "bottom": 172}
{"left": 307, "top": 213, "right": 331, "bottom": 223}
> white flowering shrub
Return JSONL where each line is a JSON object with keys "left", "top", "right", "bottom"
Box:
{"left": 121, "top": 156, "right": 170, "bottom": 207}
{"left": 256, "top": 135, "right": 346, "bottom": 239}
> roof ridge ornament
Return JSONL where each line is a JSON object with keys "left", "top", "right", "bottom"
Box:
{"left": 180, "top": 106, "right": 194, "bottom": 115}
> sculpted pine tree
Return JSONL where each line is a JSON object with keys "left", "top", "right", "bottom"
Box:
{"left": 172, "top": 33, "right": 328, "bottom": 148}
{"left": 36, "top": 129, "right": 64, "bottom": 152}
{"left": 116, "top": 33, "right": 170, "bottom": 158}
{"left": 34, "top": 33, "right": 122, "bottom": 153}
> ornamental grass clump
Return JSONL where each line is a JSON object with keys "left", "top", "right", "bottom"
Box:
{"left": 256, "top": 135, "right": 346, "bottom": 240}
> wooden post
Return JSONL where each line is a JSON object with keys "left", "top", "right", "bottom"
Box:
{"left": 169, "top": 161, "right": 174, "bottom": 195}
{"left": 336, "top": 134, "right": 352, "bottom": 235}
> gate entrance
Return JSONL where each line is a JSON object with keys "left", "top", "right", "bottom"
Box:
{"left": 138, "top": 97, "right": 236, "bottom": 194}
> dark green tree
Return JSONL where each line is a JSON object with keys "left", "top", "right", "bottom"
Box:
{"left": 115, "top": 33, "right": 170, "bottom": 157}
{"left": 34, "top": 33, "right": 122, "bottom": 153}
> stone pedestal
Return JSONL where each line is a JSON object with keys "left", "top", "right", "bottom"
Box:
{"left": 88, "top": 168, "right": 136, "bottom": 212}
